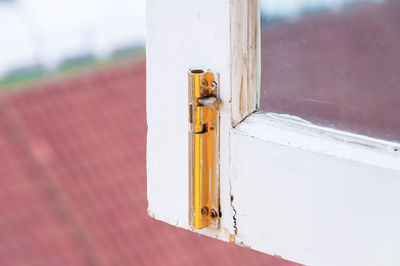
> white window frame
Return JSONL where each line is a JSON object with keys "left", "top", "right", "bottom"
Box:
{"left": 146, "top": 1, "right": 400, "bottom": 265}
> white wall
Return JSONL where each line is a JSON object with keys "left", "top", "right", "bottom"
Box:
{"left": 0, "top": 0, "right": 146, "bottom": 78}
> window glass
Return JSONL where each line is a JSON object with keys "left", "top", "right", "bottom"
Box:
{"left": 260, "top": 0, "right": 400, "bottom": 142}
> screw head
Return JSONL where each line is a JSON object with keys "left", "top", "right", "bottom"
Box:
{"left": 201, "top": 206, "right": 209, "bottom": 216}
{"left": 210, "top": 209, "right": 218, "bottom": 219}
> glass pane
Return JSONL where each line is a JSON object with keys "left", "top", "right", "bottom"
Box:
{"left": 260, "top": 0, "right": 400, "bottom": 142}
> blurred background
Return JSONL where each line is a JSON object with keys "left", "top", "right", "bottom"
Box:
{"left": 260, "top": 0, "right": 400, "bottom": 142}
{"left": 0, "top": 0, "right": 145, "bottom": 81}
{"left": 0, "top": 0, "right": 298, "bottom": 265}
{"left": 0, "top": 0, "right": 397, "bottom": 265}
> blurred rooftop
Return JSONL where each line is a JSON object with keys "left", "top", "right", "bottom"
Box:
{"left": 0, "top": 55, "right": 298, "bottom": 266}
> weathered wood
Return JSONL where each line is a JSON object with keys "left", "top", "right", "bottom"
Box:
{"left": 230, "top": 0, "right": 260, "bottom": 126}
{"left": 147, "top": 1, "right": 400, "bottom": 264}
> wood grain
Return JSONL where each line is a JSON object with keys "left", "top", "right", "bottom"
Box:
{"left": 230, "top": 0, "right": 260, "bottom": 126}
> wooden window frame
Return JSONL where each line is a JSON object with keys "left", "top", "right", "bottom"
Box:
{"left": 146, "top": 0, "right": 400, "bottom": 264}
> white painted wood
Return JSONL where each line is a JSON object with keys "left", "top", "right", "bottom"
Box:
{"left": 146, "top": 0, "right": 235, "bottom": 240}
{"left": 146, "top": 0, "right": 400, "bottom": 264}
{"left": 230, "top": 113, "right": 400, "bottom": 265}
{"left": 237, "top": 112, "right": 400, "bottom": 172}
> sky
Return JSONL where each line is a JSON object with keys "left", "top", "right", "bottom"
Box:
{"left": 0, "top": 0, "right": 146, "bottom": 77}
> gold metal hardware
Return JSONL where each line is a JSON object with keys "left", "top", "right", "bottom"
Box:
{"left": 188, "top": 69, "right": 221, "bottom": 230}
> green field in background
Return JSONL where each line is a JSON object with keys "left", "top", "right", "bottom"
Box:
{"left": 0, "top": 47, "right": 145, "bottom": 90}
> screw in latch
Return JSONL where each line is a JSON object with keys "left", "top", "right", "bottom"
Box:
{"left": 210, "top": 209, "right": 218, "bottom": 219}
{"left": 201, "top": 206, "right": 209, "bottom": 216}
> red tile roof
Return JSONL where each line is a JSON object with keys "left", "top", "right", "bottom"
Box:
{"left": 0, "top": 61, "right": 298, "bottom": 266}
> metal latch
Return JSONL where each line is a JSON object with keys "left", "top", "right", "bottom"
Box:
{"left": 188, "top": 69, "right": 221, "bottom": 229}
